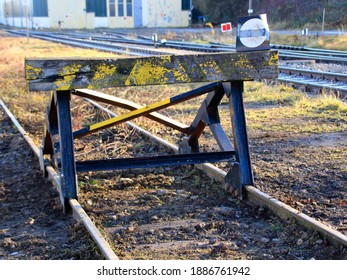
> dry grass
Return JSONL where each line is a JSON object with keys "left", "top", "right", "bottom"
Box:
{"left": 244, "top": 82, "right": 303, "bottom": 105}
{"left": 270, "top": 33, "right": 347, "bottom": 50}
{"left": 243, "top": 82, "right": 347, "bottom": 135}
{"left": 0, "top": 36, "right": 121, "bottom": 101}
{"left": 0, "top": 35, "right": 121, "bottom": 144}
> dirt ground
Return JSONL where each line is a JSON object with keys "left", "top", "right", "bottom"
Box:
{"left": 0, "top": 110, "right": 103, "bottom": 260}
{"left": 251, "top": 130, "right": 347, "bottom": 234}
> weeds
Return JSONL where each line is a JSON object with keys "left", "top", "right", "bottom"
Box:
{"left": 270, "top": 223, "right": 283, "bottom": 233}
{"left": 270, "top": 33, "right": 347, "bottom": 51}
{"left": 243, "top": 83, "right": 347, "bottom": 134}
{"left": 244, "top": 82, "right": 303, "bottom": 106}
{"left": 296, "top": 93, "right": 347, "bottom": 114}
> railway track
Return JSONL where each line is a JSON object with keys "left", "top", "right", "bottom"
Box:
{"left": 1, "top": 29, "right": 346, "bottom": 260}
{"left": 271, "top": 45, "right": 347, "bottom": 64}
{"left": 0, "top": 99, "right": 119, "bottom": 260}
{"left": 5, "top": 28, "right": 347, "bottom": 59}
{"left": 279, "top": 66, "right": 347, "bottom": 96}
{"left": 279, "top": 66, "right": 347, "bottom": 82}
{"left": 5, "top": 29, "right": 347, "bottom": 97}
{"left": 106, "top": 30, "right": 347, "bottom": 64}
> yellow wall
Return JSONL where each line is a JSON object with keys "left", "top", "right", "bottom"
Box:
{"left": 0, "top": 0, "right": 190, "bottom": 29}
{"left": 48, "top": 0, "right": 86, "bottom": 29}
{"left": 108, "top": 0, "right": 190, "bottom": 28}
{"left": 108, "top": 0, "right": 134, "bottom": 29}
{"left": 144, "top": 0, "right": 189, "bottom": 28}
{"left": 108, "top": 16, "right": 134, "bottom": 28}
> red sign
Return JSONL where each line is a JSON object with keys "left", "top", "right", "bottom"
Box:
{"left": 221, "top": 22, "right": 232, "bottom": 32}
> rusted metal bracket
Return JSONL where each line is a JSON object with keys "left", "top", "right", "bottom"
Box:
{"left": 224, "top": 163, "right": 242, "bottom": 198}
{"left": 179, "top": 85, "right": 226, "bottom": 153}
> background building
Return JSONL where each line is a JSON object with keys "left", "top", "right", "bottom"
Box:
{"left": 0, "top": 0, "right": 192, "bottom": 29}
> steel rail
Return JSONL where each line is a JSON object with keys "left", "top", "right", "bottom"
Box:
{"left": 7, "top": 29, "right": 346, "bottom": 95}
{"left": 278, "top": 50, "right": 347, "bottom": 64}
{"left": 272, "top": 44, "right": 347, "bottom": 57}
{"left": 41, "top": 31, "right": 232, "bottom": 53}
{"left": 279, "top": 66, "right": 347, "bottom": 82}
{"left": 278, "top": 66, "right": 347, "bottom": 97}
{"left": 66, "top": 31, "right": 235, "bottom": 52}
{"left": 29, "top": 33, "right": 175, "bottom": 56}
{"left": 0, "top": 99, "right": 119, "bottom": 260}
{"left": 86, "top": 98, "right": 347, "bottom": 248}
{"left": 7, "top": 30, "right": 174, "bottom": 56}
{"left": 278, "top": 74, "right": 347, "bottom": 97}
{"left": 4, "top": 28, "right": 347, "bottom": 61}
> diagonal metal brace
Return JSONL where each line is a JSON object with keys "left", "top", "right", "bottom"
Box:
{"left": 73, "top": 82, "right": 220, "bottom": 139}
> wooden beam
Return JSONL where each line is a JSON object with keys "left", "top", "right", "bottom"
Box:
{"left": 25, "top": 51, "right": 278, "bottom": 91}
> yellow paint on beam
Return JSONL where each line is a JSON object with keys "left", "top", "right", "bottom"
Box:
{"left": 234, "top": 54, "right": 253, "bottom": 69}
{"left": 25, "top": 64, "right": 42, "bottom": 80}
{"left": 172, "top": 62, "right": 191, "bottom": 82}
{"left": 55, "top": 63, "right": 82, "bottom": 91}
{"left": 124, "top": 58, "right": 169, "bottom": 86}
{"left": 94, "top": 64, "right": 117, "bottom": 81}
{"left": 89, "top": 98, "right": 171, "bottom": 132}
{"left": 269, "top": 52, "right": 279, "bottom": 67}
{"left": 124, "top": 56, "right": 191, "bottom": 86}
{"left": 199, "top": 59, "right": 222, "bottom": 80}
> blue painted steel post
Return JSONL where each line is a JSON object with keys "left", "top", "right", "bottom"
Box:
{"left": 55, "top": 90, "right": 78, "bottom": 212}
{"left": 224, "top": 81, "right": 254, "bottom": 188}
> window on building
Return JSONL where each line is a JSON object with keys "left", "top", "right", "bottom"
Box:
{"left": 109, "top": 0, "right": 115, "bottom": 17}
{"left": 86, "top": 0, "right": 107, "bottom": 17}
{"left": 33, "top": 0, "right": 48, "bottom": 17}
{"left": 118, "top": 0, "right": 124, "bottom": 17}
{"left": 126, "top": 0, "right": 132, "bottom": 17}
{"left": 182, "top": 0, "right": 190, "bottom": 11}
{"left": 95, "top": 0, "right": 107, "bottom": 17}
{"left": 86, "top": 0, "right": 94, "bottom": 13}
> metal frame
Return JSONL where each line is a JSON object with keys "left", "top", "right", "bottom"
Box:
{"left": 25, "top": 51, "right": 278, "bottom": 212}
{"left": 42, "top": 81, "right": 252, "bottom": 211}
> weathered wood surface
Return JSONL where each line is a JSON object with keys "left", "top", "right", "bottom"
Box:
{"left": 25, "top": 51, "right": 278, "bottom": 91}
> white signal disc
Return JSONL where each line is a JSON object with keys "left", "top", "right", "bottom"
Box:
{"left": 240, "top": 18, "right": 266, "bottom": 48}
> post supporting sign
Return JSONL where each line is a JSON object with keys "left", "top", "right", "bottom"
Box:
{"left": 236, "top": 14, "right": 270, "bottom": 52}
{"left": 221, "top": 22, "right": 232, "bottom": 33}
